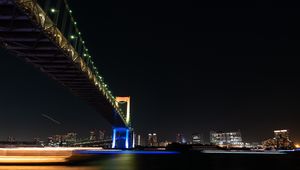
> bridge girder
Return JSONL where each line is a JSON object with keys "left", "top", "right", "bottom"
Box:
{"left": 0, "top": 0, "right": 128, "bottom": 127}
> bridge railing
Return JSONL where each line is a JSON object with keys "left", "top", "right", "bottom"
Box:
{"left": 14, "top": 0, "right": 127, "bottom": 124}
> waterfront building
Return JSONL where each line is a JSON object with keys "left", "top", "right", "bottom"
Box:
{"left": 47, "top": 137, "right": 53, "bottom": 146}
{"left": 7, "top": 136, "right": 15, "bottom": 142}
{"left": 153, "top": 133, "right": 158, "bottom": 146}
{"left": 210, "top": 130, "right": 243, "bottom": 147}
{"left": 176, "top": 133, "right": 186, "bottom": 144}
{"left": 192, "top": 133, "right": 204, "bottom": 144}
{"left": 274, "top": 129, "right": 289, "bottom": 139}
{"left": 147, "top": 133, "right": 152, "bottom": 146}
{"left": 65, "top": 132, "right": 77, "bottom": 144}
{"left": 134, "top": 134, "right": 142, "bottom": 146}
{"left": 159, "top": 141, "right": 171, "bottom": 147}
{"left": 137, "top": 135, "right": 141, "bottom": 146}
{"left": 99, "top": 130, "right": 105, "bottom": 140}
{"left": 147, "top": 133, "right": 158, "bottom": 146}
{"left": 89, "top": 131, "right": 96, "bottom": 141}
{"left": 262, "top": 129, "right": 294, "bottom": 149}
{"left": 52, "top": 135, "right": 65, "bottom": 143}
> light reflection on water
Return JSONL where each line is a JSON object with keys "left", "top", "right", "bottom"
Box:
{"left": 0, "top": 154, "right": 137, "bottom": 170}
{"left": 100, "top": 153, "right": 137, "bottom": 170}
{"left": 0, "top": 152, "right": 299, "bottom": 170}
{"left": 0, "top": 166, "right": 99, "bottom": 170}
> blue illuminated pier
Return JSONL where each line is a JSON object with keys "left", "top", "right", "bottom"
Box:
{"left": 112, "top": 127, "right": 133, "bottom": 149}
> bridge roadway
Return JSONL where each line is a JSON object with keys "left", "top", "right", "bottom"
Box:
{"left": 0, "top": 0, "right": 127, "bottom": 127}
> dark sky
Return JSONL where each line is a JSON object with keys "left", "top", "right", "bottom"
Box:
{"left": 1, "top": 0, "right": 300, "bottom": 143}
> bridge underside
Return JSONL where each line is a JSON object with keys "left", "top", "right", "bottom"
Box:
{"left": 0, "top": 0, "right": 126, "bottom": 127}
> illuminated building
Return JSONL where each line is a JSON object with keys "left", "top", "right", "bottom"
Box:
{"left": 176, "top": 133, "right": 182, "bottom": 143}
{"left": 137, "top": 135, "right": 141, "bottom": 146}
{"left": 65, "top": 132, "right": 77, "bottom": 144}
{"left": 147, "top": 133, "right": 158, "bottom": 146}
{"left": 33, "top": 137, "right": 44, "bottom": 146}
{"left": 192, "top": 133, "right": 204, "bottom": 144}
{"left": 210, "top": 130, "right": 243, "bottom": 147}
{"left": 50, "top": 135, "right": 66, "bottom": 146}
{"left": 262, "top": 129, "right": 294, "bottom": 149}
{"left": 134, "top": 134, "right": 146, "bottom": 146}
{"left": 89, "top": 131, "right": 96, "bottom": 141}
{"left": 153, "top": 133, "right": 158, "bottom": 146}
{"left": 54, "top": 135, "right": 65, "bottom": 142}
{"left": 159, "top": 141, "right": 171, "bottom": 147}
{"left": 47, "top": 137, "right": 53, "bottom": 146}
{"left": 99, "top": 130, "right": 105, "bottom": 140}
{"left": 148, "top": 133, "right": 153, "bottom": 146}
{"left": 176, "top": 133, "right": 186, "bottom": 144}
{"left": 274, "top": 129, "right": 289, "bottom": 139}
{"left": 134, "top": 134, "right": 141, "bottom": 146}
{"left": 47, "top": 133, "right": 76, "bottom": 146}
{"left": 7, "top": 136, "right": 15, "bottom": 142}
{"left": 33, "top": 137, "right": 40, "bottom": 143}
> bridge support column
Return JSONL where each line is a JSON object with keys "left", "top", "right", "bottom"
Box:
{"left": 112, "top": 127, "right": 133, "bottom": 149}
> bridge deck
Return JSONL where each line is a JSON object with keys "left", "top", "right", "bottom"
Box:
{"left": 0, "top": 0, "right": 126, "bottom": 127}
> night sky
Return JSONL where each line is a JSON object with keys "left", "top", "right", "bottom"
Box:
{"left": 1, "top": 0, "right": 300, "bottom": 143}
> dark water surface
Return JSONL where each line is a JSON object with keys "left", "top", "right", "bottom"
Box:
{"left": 1, "top": 151, "right": 300, "bottom": 170}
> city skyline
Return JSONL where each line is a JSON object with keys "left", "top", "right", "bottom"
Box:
{"left": 1, "top": 0, "right": 300, "bottom": 144}
{"left": 1, "top": 128, "right": 295, "bottom": 150}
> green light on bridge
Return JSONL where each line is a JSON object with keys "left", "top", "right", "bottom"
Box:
{"left": 50, "top": 8, "right": 56, "bottom": 13}
{"left": 70, "top": 35, "right": 76, "bottom": 39}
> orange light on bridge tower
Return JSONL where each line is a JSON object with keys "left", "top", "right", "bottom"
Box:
{"left": 115, "top": 96, "right": 131, "bottom": 125}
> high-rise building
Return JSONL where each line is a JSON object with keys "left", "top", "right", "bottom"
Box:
{"left": 210, "top": 130, "right": 243, "bottom": 147}
{"left": 176, "top": 133, "right": 186, "bottom": 144}
{"left": 48, "top": 135, "right": 66, "bottom": 146}
{"left": 7, "top": 136, "right": 15, "bottom": 142}
{"left": 99, "top": 130, "right": 105, "bottom": 140}
{"left": 148, "top": 133, "right": 152, "bottom": 146}
{"left": 47, "top": 137, "right": 53, "bottom": 146}
{"left": 33, "top": 137, "right": 43, "bottom": 146}
{"left": 147, "top": 133, "right": 158, "bottom": 146}
{"left": 52, "top": 135, "right": 65, "bottom": 143}
{"left": 136, "top": 134, "right": 146, "bottom": 146}
{"left": 137, "top": 135, "right": 141, "bottom": 146}
{"left": 192, "top": 133, "right": 204, "bottom": 144}
{"left": 65, "top": 132, "right": 77, "bottom": 144}
{"left": 210, "top": 131, "right": 226, "bottom": 145}
{"left": 153, "top": 133, "right": 158, "bottom": 146}
{"left": 90, "top": 130, "right": 96, "bottom": 141}
{"left": 274, "top": 129, "right": 289, "bottom": 139}
{"left": 134, "top": 134, "right": 141, "bottom": 146}
{"left": 263, "top": 129, "right": 294, "bottom": 149}
{"left": 176, "top": 133, "right": 181, "bottom": 143}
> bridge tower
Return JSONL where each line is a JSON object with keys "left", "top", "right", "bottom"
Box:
{"left": 112, "top": 97, "right": 134, "bottom": 149}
